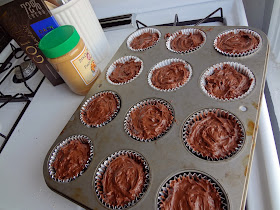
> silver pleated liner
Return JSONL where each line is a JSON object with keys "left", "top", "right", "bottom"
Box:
{"left": 166, "top": 28, "right": 206, "bottom": 54}
{"left": 124, "top": 98, "right": 175, "bottom": 142}
{"left": 200, "top": 62, "right": 256, "bottom": 101}
{"left": 182, "top": 109, "right": 245, "bottom": 161}
{"left": 48, "top": 135, "right": 94, "bottom": 183}
{"left": 127, "top": 28, "right": 161, "bottom": 51}
{"left": 157, "top": 171, "right": 229, "bottom": 210}
{"left": 106, "top": 56, "right": 144, "bottom": 85}
{"left": 213, "top": 28, "right": 262, "bottom": 57}
{"left": 147, "top": 58, "right": 192, "bottom": 92}
{"left": 94, "top": 150, "right": 150, "bottom": 209}
{"left": 80, "top": 90, "right": 121, "bottom": 128}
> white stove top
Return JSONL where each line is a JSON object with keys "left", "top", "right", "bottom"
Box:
{"left": 0, "top": 0, "right": 279, "bottom": 209}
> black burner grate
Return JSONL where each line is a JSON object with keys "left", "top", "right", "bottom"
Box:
{"left": 0, "top": 43, "right": 45, "bottom": 101}
{"left": 0, "top": 94, "right": 30, "bottom": 153}
{"left": 0, "top": 43, "right": 45, "bottom": 152}
{"left": 136, "top": 7, "right": 224, "bottom": 29}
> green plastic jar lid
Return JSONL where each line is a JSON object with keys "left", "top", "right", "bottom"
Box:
{"left": 39, "top": 25, "right": 80, "bottom": 59}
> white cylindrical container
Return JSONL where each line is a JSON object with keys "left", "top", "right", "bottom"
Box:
{"left": 50, "top": 0, "right": 110, "bottom": 65}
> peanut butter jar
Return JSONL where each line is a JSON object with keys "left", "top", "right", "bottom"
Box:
{"left": 39, "top": 25, "right": 100, "bottom": 95}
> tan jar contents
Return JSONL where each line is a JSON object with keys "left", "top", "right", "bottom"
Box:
{"left": 39, "top": 25, "right": 100, "bottom": 95}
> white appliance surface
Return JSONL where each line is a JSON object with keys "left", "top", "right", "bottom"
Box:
{"left": 0, "top": 0, "right": 279, "bottom": 209}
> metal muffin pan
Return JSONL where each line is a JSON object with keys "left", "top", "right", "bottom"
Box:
{"left": 43, "top": 26, "right": 269, "bottom": 210}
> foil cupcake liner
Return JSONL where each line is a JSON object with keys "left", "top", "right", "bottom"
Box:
{"left": 94, "top": 150, "right": 150, "bottom": 209}
{"left": 124, "top": 98, "right": 175, "bottom": 142}
{"left": 200, "top": 62, "right": 256, "bottom": 101}
{"left": 157, "top": 170, "right": 229, "bottom": 210}
{"left": 214, "top": 28, "right": 262, "bottom": 57}
{"left": 182, "top": 108, "right": 245, "bottom": 161}
{"left": 106, "top": 56, "right": 144, "bottom": 85}
{"left": 127, "top": 28, "right": 161, "bottom": 51}
{"left": 148, "top": 58, "right": 192, "bottom": 92}
{"left": 80, "top": 91, "right": 121, "bottom": 128}
{"left": 166, "top": 28, "right": 206, "bottom": 54}
{"left": 48, "top": 135, "right": 94, "bottom": 183}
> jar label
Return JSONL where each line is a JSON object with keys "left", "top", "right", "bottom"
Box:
{"left": 71, "top": 46, "right": 98, "bottom": 85}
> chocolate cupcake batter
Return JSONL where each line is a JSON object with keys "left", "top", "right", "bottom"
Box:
{"left": 161, "top": 175, "right": 222, "bottom": 210}
{"left": 186, "top": 112, "right": 242, "bottom": 159}
{"left": 101, "top": 155, "right": 145, "bottom": 206}
{"left": 52, "top": 140, "right": 90, "bottom": 180}
{"left": 205, "top": 64, "right": 252, "bottom": 100}
{"left": 130, "top": 32, "right": 159, "bottom": 50}
{"left": 109, "top": 59, "right": 142, "bottom": 83}
{"left": 151, "top": 62, "right": 190, "bottom": 90}
{"left": 128, "top": 102, "right": 173, "bottom": 140}
{"left": 216, "top": 31, "right": 259, "bottom": 54}
{"left": 81, "top": 92, "right": 118, "bottom": 126}
{"left": 171, "top": 32, "right": 204, "bottom": 52}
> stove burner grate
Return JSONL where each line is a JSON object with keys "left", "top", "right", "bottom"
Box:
{"left": 12, "top": 61, "right": 39, "bottom": 84}
{"left": 0, "top": 93, "right": 30, "bottom": 153}
{"left": 136, "top": 7, "right": 224, "bottom": 29}
{"left": 0, "top": 43, "right": 45, "bottom": 152}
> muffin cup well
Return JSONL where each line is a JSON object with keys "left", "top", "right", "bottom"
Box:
{"left": 95, "top": 150, "right": 150, "bottom": 209}
{"left": 200, "top": 62, "right": 255, "bottom": 101}
{"left": 127, "top": 28, "right": 161, "bottom": 51}
{"left": 80, "top": 91, "right": 121, "bottom": 128}
{"left": 48, "top": 135, "right": 94, "bottom": 183}
{"left": 148, "top": 58, "right": 192, "bottom": 92}
{"left": 106, "top": 56, "right": 144, "bottom": 85}
{"left": 124, "top": 98, "right": 175, "bottom": 142}
{"left": 182, "top": 109, "right": 245, "bottom": 161}
{"left": 157, "top": 170, "right": 229, "bottom": 210}
{"left": 214, "top": 28, "right": 262, "bottom": 57}
{"left": 166, "top": 28, "right": 206, "bottom": 54}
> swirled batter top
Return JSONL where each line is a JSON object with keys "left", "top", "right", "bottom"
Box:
{"left": 128, "top": 102, "right": 173, "bottom": 140}
{"left": 186, "top": 112, "right": 242, "bottom": 159}
{"left": 109, "top": 59, "right": 141, "bottom": 83}
{"left": 101, "top": 155, "right": 145, "bottom": 206}
{"left": 151, "top": 62, "right": 190, "bottom": 90}
{"left": 205, "top": 64, "right": 252, "bottom": 99}
{"left": 130, "top": 32, "right": 159, "bottom": 50}
{"left": 52, "top": 140, "right": 90, "bottom": 180}
{"left": 81, "top": 92, "right": 118, "bottom": 126}
{"left": 171, "top": 32, "right": 204, "bottom": 52}
{"left": 216, "top": 31, "right": 259, "bottom": 54}
{"left": 161, "top": 175, "right": 222, "bottom": 210}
